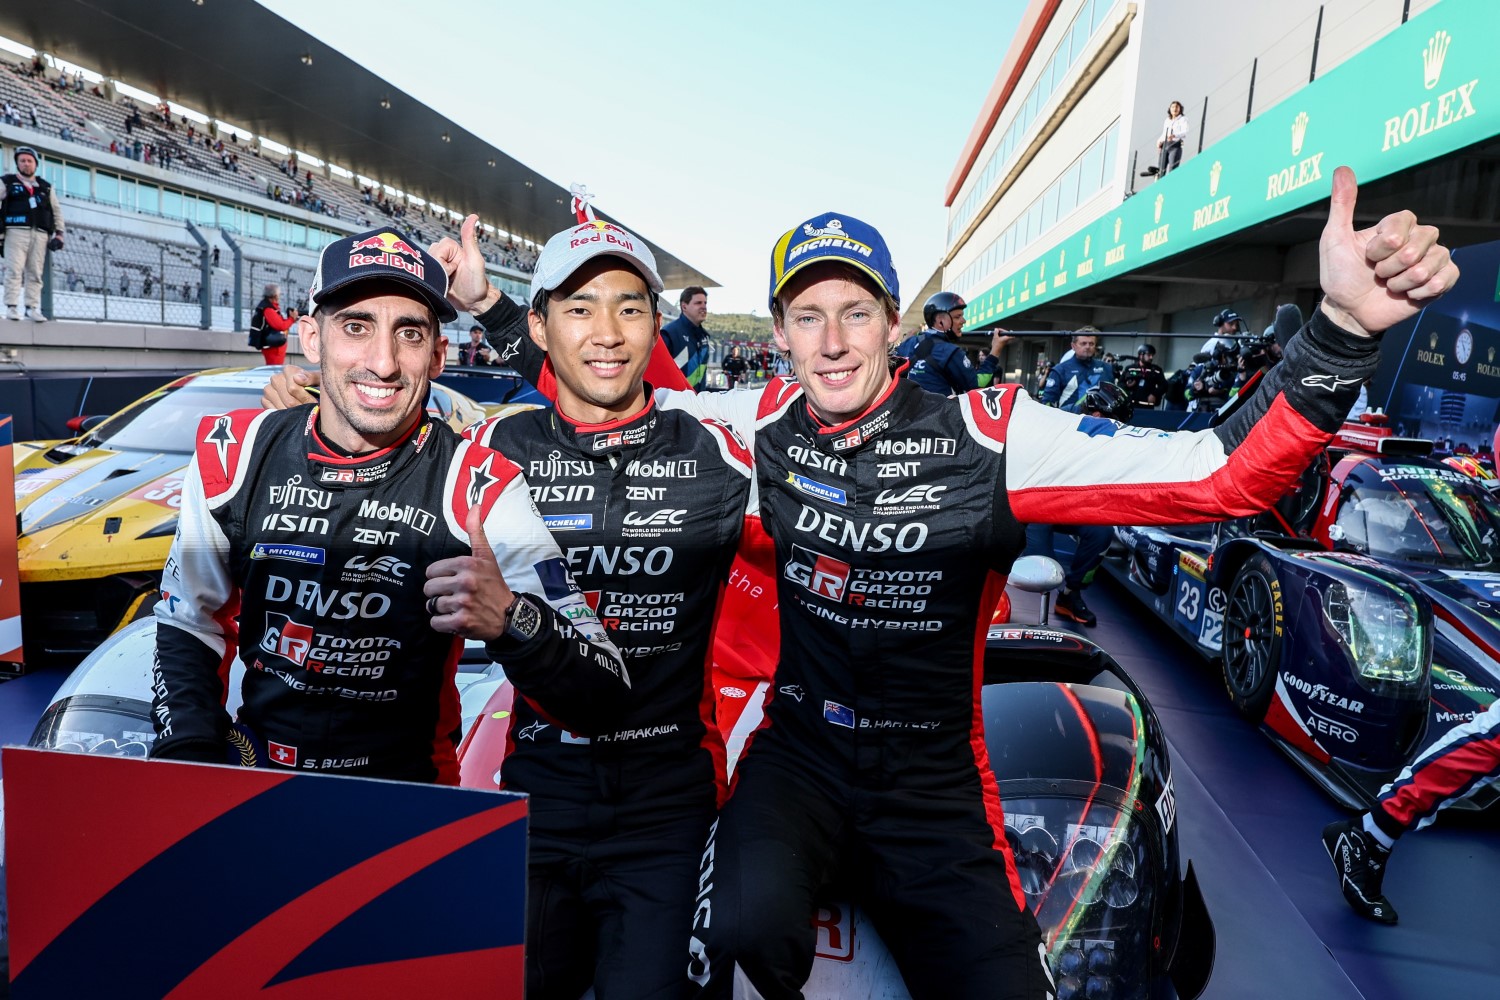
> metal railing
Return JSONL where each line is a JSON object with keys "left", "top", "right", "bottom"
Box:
{"left": 47, "top": 222, "right": 228, "bottom": 327}
{"left": 1128, "top": 0, "right": 1440, "bottom": 194}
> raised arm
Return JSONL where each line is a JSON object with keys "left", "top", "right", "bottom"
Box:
{"left": 999, "top": 167, "right": 1455, "bottom": 525}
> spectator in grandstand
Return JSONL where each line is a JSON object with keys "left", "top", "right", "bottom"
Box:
{"left": 662, "top": 286, "right": 710, "bottom": 389}
{"left": 249, "top": 283, "right": 298, "bottom": 366}
{"left": 27, "top": 106, "right": 38, "bottom": 129}
{"left": 0, "top": 101, "right": 18, "bottom": 126}
{"left": 2, "top": 146, "right": 65, "bottom": 322}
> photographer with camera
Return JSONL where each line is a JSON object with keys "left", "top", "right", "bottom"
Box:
{"left": 1023, "top": 381, "right": 1136, "bottom": 626}
{"left": 1121, "top": 343, "right": 1166, "bottom": 407}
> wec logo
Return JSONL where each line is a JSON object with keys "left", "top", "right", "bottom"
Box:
{"left": 344, "top": 554, "right": 409, "bottom": 578}
{"left": 622, "top": 509, "right": 687, "bottom": 527}
{"left": 875, "top": 485, "right": 946, "bottom": 507}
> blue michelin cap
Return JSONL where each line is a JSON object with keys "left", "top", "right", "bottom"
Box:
{"left": 308, "top": 228, "right": 458, "bottom": 323}
{"left": 767, "top": 212, "right": 899, "bottom": 312}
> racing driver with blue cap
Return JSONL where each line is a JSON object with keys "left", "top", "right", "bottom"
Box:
{"left": 658, "top": 167, "right": 1455, "bottom": 999}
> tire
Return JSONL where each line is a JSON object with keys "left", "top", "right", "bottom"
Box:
{"left": 1221, "top": 552, "right": 1283, "bottom": 721}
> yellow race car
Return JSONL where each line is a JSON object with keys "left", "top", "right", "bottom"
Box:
{"left": 12, "top": 366, "right": 528, "bottom": 662}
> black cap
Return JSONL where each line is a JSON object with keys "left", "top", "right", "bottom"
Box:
{"left": 308, "top": 228, "right": 458, "bottom": 323}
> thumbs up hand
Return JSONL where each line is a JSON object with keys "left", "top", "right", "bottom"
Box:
{"left": 430, "top": 214, "right": 503, "bottom": 318}
{"left": 424, "top": 505, "right": 514, "bottom": 639}
{"left": 1318, "top": 165, "right": 1458, "bottom": 337}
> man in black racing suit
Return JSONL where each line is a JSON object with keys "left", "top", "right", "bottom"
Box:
{"left": 460, "top": 219, "right": 754, "bottom": 999}
{"left": 646, "top": 175, "right": 1454, "bottom": 999}
{"left": 151, "top": 228, "right": 625, "bottom": 784}
{"left": 264, "top": 217, "right": 757, "bottom": 998}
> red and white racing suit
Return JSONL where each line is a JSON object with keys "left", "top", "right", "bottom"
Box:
{"left": 663, "top": 307, "right": 1379, "bottom": 999}
{"left": 151, "top": 406, "right": 625, "bottom": 783}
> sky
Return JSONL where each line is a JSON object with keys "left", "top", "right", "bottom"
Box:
{"left": 256, "top": 0, "right": 1029, "bottom": 315}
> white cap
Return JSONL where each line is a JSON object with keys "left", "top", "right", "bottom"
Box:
{"left": 529, "top": 220, "right": 664, "bottom": 303}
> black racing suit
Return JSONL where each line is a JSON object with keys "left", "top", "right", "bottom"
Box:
{"left": 658, "top": 308, "right": 1377, "bottom": 998}
{"left": 465, "top": 394, "right": 753, "bottom": 1000}
{"left": 151, "top": 405, "right": 625, "bottom": 784}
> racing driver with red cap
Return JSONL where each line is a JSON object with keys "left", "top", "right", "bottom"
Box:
{"left": 653, "top": 167, "right": 1455, "bottom": 999}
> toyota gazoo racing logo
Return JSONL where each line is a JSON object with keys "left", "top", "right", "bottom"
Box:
{"left": 783, "top": 544, "right": 937, "bottom": 612}
{"left": 347, "top": 232, "right": 426, "bottom": 278}
{"left": 784, "top": 545, "right": 851, "bottom": 601}
{"left": 259, "top": 612, "right": 400, "bottom": 679}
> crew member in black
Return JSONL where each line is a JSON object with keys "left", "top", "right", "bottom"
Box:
{"left": 152, "top": 228, "right": 625, "bottom": 783}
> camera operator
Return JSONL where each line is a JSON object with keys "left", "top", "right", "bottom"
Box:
{"left": 1203, "top": 308, "right": 1246, "bottom": 354}
{"left": 1121, "top": 343, "right": 1166, "bottom": 407}
{"left": 1023, "top": 381, "right": 1135, "bottom": 626}
{"left": 1186, "top": 340, "right": 1239, "bottom": 412}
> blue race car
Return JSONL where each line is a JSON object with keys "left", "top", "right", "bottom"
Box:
{"left": 1106, "top": 413, "right": 1498, "bottom": 811}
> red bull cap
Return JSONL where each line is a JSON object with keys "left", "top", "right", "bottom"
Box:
{"left": 530, "top": 219, "right": 664, "bottom": 303}
{"left": 309, "top": 228, "right": 458, "bottom": 323}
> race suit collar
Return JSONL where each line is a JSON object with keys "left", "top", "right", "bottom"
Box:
{"left": 803, "top": 365, "right": 921, "bottom": 456}
{"left": 550, "top": 386, "right": 660, "bottom": 457}
{"left": 304, "top": 406, "right": 437, "bottom": 488}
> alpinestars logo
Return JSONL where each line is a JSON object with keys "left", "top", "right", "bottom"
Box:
{"left": 1300, "top": 374, "right": 1363, "bottom": 392}
{"left": 467, "top": 454, "right": 498, "bottom": 507}
{"left": 498, "top": 337, "right": 522, "bottom": 364}
{"left": 977, "top": 386, "right": 1007, "bottom": 420}
{"left": 204, "top": 414, "right": 236, "bottom": 471}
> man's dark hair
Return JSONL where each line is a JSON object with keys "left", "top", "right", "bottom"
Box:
{"left": 679, "top": 286, "right": 707, "bottom": 307}
{"left": 532, "top": 285, "right": 660, "bottom": 321}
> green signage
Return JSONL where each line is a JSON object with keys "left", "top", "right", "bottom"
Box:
{"left": 966, "top": 0, "right": 1499, "bottom": 325}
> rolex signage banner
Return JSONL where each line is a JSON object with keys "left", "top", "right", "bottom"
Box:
{"left": 967, "top": 0, "right": 1499, "bottom": 324}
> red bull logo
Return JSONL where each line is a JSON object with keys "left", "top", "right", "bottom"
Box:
{"left": 569, "top": 220, "right": 635, "bottom": 252}
{"left": 348, "top": 232, "right": 426, "bottom": 278}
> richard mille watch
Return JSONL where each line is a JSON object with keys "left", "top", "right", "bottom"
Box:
{"left": 503, "top": 593, "right": 544, "bottom": 642}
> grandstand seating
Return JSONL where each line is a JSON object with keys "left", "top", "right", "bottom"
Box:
{"left": 0, "top": 54, "right": 539, "bottom": 273}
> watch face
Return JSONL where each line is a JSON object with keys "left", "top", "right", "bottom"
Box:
{"left": 509, "top": 597, "right": 544, "bottom": 641}
{"left": 1456, "top": 329, "right": 1473, "bottom": 365}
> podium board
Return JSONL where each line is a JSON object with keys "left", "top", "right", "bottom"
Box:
{"left": 3, "top": 748, "right": 527, "bottom": 998}
{"left": 0, "top": 415, "right": 21, "bottom": 670}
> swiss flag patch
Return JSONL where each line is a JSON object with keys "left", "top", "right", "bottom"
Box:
{"left": 267, "top": 741, "right": 298, "bottom": 767}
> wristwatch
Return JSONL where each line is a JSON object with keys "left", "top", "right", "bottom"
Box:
{"left": 503, "top": 593, "right": 545, "bottom": 642}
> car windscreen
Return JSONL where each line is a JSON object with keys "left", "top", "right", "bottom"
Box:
{"left": 1337, "top": 462, "right": 1500, "bottom": 568}
{"left": 83, "top": 385, "right": 265, "bottom": 454}
{"left": 29, "top": 695, "right": 157, "bottom": 757}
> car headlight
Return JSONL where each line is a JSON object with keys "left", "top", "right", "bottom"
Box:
{"left": 138, "top": 517, "right": 178, "bottom": 539}
{"left": 1322, "top": 580, "right": 1424, "bottom": 683}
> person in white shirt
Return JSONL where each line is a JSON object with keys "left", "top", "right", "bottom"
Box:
{"left": 1156, "top": 100, "right": 1189, "bottom": 176}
